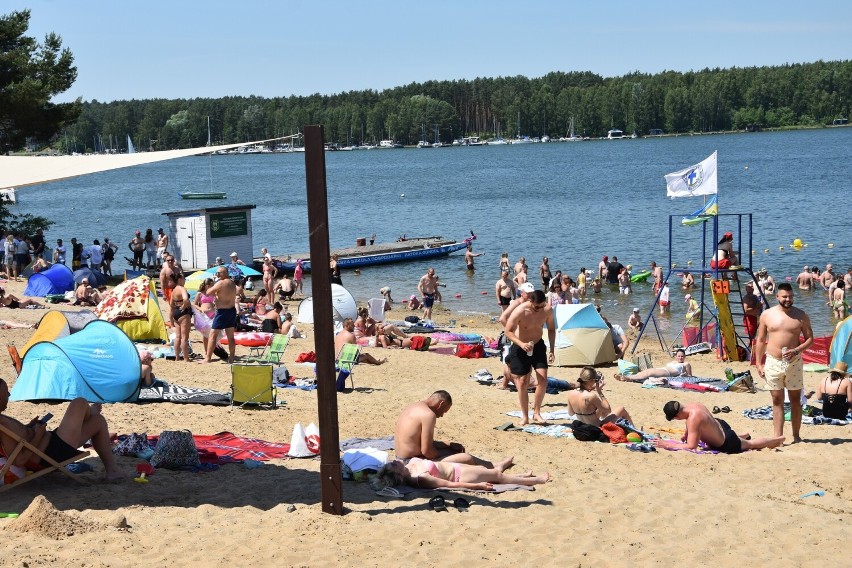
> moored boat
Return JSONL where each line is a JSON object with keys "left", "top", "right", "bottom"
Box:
{"left": 179, "top": 191, "right": 227, "bottom": 200}
{"left": 268, "top": 232, "right": 476, "bottom": 272}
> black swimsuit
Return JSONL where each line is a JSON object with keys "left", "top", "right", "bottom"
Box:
{"left": 40, "top": 432, "right": 81, "bottom": 467}
{"left": 821, "top": 378, "right": 849, "bottom": 420}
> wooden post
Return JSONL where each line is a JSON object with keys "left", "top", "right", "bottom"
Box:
{"left": 303, "top": 125, "right": 343, "bottom": 515}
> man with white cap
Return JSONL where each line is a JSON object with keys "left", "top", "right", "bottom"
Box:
{"left": 497, "top": 282, "right": 537, "bottom": 390}
{"left": 628, "top": 308, "right": 643, "bottom": 332}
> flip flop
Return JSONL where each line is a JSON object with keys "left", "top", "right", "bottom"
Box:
{"left": 800, "top": 490, "right": 825, "bottom": 499}
{"left": 494, "top": 422, "right": 515, "bottom": 431}
{"left": 429, "top": 495, "right": 447, "bottom": 512}
{"left": 453, "top": 497, "right": 470, "bottom": 512}
{"left": 712, "top": 406, "right": 722, "bottom": 414}
{"left": 721, "top": 406, "right": 732, "bottom": 413}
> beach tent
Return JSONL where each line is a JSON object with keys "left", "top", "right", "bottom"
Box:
{"left": 73, "top": 267, "right": 107, "bottom": 287}
{"left": 23, "top": 264, "right": 74, "bottom": 297}
{"left": 829, "top": 316, "right": 852, "bottom": 368}
{"left": 94, "top": 276, "right": 168, "bottom": 342}
{"left": 10, "top": 320, "right": 140, "bottom": 403}
{"left": 552, "top": 304, "right": 617, "bottom": 366}
{"left": 297, "top": 284, "right": 357, "bottom": 325}
{"left": 58, "top": 310, "right": 98, "bottom": 333}
{"left": 19, "top": 311, "right": 72, "bottom": 358}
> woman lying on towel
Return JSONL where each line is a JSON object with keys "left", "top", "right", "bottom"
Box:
{"left": 567, "top": 367, "right": 634, "bottom": 427}
{"left": 615, "top": 348, "right": 691, "bottom": 383}
{"left": 375, "top": 322, "right": 413, "bottom": 349}
{"left": 0, "top": 287, "right": 42, "bottom": 309}
{"left": 376, "top": 457, "right": 550, "bottom": 492}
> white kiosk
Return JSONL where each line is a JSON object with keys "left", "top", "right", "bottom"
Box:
{"left": 162, "top": 204, "right": 256, "bottom": 271}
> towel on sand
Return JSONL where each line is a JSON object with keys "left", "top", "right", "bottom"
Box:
{"left": 147, "top": 431, "right": 290, "bottom": 464}
{"left": 743, "top": 405, "right": 850, "bottom": 425}
{"left": 505, "top": 409, "right": 576, "bottom": 421}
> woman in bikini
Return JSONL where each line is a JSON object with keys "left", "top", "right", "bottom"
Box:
{"left": 615, "top": 348, "right": 692, "bottom": 383}
{"left": 194, "top": 279, "right": 216, "bottom": 318}
{"left": 806, "top": 362, "right": 852, "bottom": 420}
{"left": 169, "top": 277, "right": 193, "bottom": 362}
{"left": 377, "top": 457, "right": 550, "bottom": 492}
{"left": 0, "top": 287, "right": 42, "bottom": 309}
{"left": 567, "top": 367, "right": 633, "bottom": 427}
{"left": 375, "top": 321, "right": 412, "bottom": 348}
{"left": 262, "top": 256, "right": 278, "bottom": 297}
{"left": 830, "top": 280, "right": 847, "bottom": 320}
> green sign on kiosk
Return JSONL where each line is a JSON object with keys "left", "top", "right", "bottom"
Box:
{"left": 210, "top": 212, "right": 247, "bottom": 238}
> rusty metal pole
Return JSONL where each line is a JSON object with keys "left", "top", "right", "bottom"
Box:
{"left": 303, "top": 125, "right": 343, "bottom": 515}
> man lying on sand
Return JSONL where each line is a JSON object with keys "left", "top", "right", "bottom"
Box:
{"left": 653, "top": 400, "right": 784, "bottom": 454}
{"left": 0, "top": 379, "right": 124, "bottom": 481}
{"left": 394, "top": 390, "right": 500, "bottom": 468}
{"left": 376, "top": 458, "right": 550, "bottom": 492}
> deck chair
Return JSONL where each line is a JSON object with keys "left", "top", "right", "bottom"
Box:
{"left": 0, "top": 423, "right": 90, "bottom": 493}
{"left": 247, "top": 334, "right": 274, "bottom": 359}
{"left": 248, "top": 334, "right": 289, "bottom": 365}
{"left": 335, "top": 343, "right": 360, "bottom": 390}
{"left": 230, "top": 364, "right": 277, "bottom": 409}
{"left": 368, "top": 298, "right": 387, "bottom": 322}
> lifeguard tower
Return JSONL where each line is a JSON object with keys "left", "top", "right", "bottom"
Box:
{"left": 632, "top": 212, "right": 770, "bottom": 362}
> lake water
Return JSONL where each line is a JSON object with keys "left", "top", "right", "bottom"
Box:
{"left": 15, "top": 127, "right": 851, "bottom": 336}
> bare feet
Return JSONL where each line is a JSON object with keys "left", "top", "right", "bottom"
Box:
{"left": 103, "top": 469, "right": 128, "bottom": 483}
{"left": 494, "top": 456, "right": 514, "bottom": 473}
{"left": 614, "top": 374, "right": 625, "bottom": 381}
{"left": 532, "top": 413, "right": 545, "bottom": 425}
{"left": 792, "top": 436, "right": 802, "bottom": 444}
{"left": 200, "top": 359, "right": 213, "bottom": 364}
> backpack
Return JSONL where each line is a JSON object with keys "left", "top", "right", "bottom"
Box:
{"left": 570, "top": 420, "right": 609, "bottom": 443}
{"left": 728, "top": 370, "right": 756, "bottom": 393}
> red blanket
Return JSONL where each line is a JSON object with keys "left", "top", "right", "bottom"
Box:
{"left": 149, "top": 431, "right": 290, "bottom": 464}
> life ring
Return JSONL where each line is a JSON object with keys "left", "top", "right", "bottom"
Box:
{"left": 220, "top": 332, "right": 273, "bottom": 347}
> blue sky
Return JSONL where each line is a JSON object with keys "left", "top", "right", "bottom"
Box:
{"left": 21, "top": 0, "right": 850, "bottom": 102}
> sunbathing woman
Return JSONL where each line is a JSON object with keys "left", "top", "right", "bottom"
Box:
{"left": 377, "top": 458, "right": 550, "bottom": 492}
{"left": 375, "top": 321, "right": 412, "bottom": 348}
{"left": 0, "top": 287, "right": 42, "bottom": 309}
{"left": 566, "top": 367, "right": 634, "bottom": 427}
{"left": 805, "top": 361, "right": 852, "bottom": 420}
{"left": 615, "top": 348, "right": 692, "bottom": 383}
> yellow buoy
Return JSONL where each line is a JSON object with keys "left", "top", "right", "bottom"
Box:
{"left": 792, "top": 238, "right": 803, "bottom": 248}
{"left": 671, "top": 263, "right": 678, "bottom": 268}
{"left": 779, "top": 246, "right": 784, "bottom": 251}
{"left": 687, "top": 261, "right": 693, "bottom": 266}
{"left": 828, "top": 243, "right": 834, "bottom": 248}
{"left": 764, "top": 249, "right": 770, "bottom": 253}
{"left": 751, "top": 250, "right": 756, "bottom": 255}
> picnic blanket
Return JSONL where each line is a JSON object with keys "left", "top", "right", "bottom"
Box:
{"left": 137, "top": 382, "right": 231, "bottom": 405}
{"left": 147, "top": 431, "right": 290, "bottom": 464}
{"left": 93, "top": 275, "right": 151, "bottom": 322}
{"left": 743, "top": 405, "right": 851, "bottom": 425}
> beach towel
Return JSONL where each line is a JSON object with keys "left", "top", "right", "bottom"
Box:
{"left": 273, "top": 378, "right": 317, "bottom": 391}
{"left": 342, "top": 448, "right": 388, "bottom": 472}
{"left": 658, "top": 441, "right": 720, "bottom": 454}
{"left": 505, "top": 409, "right": 577, "bottom": 421}
{"left": 339, "top": 436, "right": 395, "bottom": 451}
{"left": 93, "top": 275, "right": 151, "bottom": 322}
{"left": 743, "top": 405, "right": 851, "bottom": 425}
{"left": 520, "top": 424, "right": 576, "bottom": 439}
{"left": 137, "top": 382, "right": 231, "bottom": 406}
{"left": 432, "top": 332, "right": 483, "bottom": 344}
{"left": 667, "top": 376, "right": 729, "bottom": 392}
{"left": 375, "top": 483, "right": 534, "bottom": 499}
{"left": 146, "top": 431, "right": 290, "bottom": 464}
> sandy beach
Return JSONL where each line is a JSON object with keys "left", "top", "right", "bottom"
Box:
{"left": 1, "top": 277, "right": 850, "bottom": 568}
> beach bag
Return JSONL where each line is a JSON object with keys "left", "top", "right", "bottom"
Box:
{"left": 570, "top": 420, "right": 609, "bottom": 443}
{"left": 601, "top": 423, "right": 628, "bottom": 444}
{"left": 113, "top": 432, "right": 149, "bottom": 456}
{"left": 150, "top": 430, "right": 200, "bottom": 469}
{"left": 405, "top": 315, "right": 420, "bottom": 324}
{"left": 455, "top": 343, "right": 485, "bottom": 359}
{"left": 617, "top": 359, "right": 640, "bottom": 376}
{"left": 296, "top": 351, "right": 317, "bottom": 363}
{"left": 288, "top": 422, "right": 320, "bottom": 457}
{"left": 728, "top": 370, "right": 756, "bottom": 393}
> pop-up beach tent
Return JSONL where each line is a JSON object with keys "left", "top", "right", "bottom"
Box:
{"left": 19, "top": 311, "right": 72, "bottom": 358}
{"left": 10, "top": 320, "right": 140, "bottom": 403}
{"left": 552, "top": 303, "right": 617, "bottom": 366}
{"left": 297, "top": 283, "right": 357, "bottom": 325}
{"left": 23, "top": 264, "right": 74, "bottom": 297}
{"left": 94, "top": 276, "right": 168, "bottom": 342}
{"left": 830, "top": 316, "right": 852, "bottom": 368}
{"left": 73, "top": 267, "right": 107, "bottom": 287}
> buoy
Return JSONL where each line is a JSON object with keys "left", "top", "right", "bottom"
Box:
{"left": 454, "top": 293, "right": 461, "bottom": 298}
{"left": 751, "top": 250, "right": 756, "bottom": 255}
{"left": 828, "top": 243, "right": 834, "bottom": 248}
{"left": 480, "top": 291, "right": 487, "bottom": 295}
{"left": 400, "top": 193, "right": 405, "bottom": 197}
{"left": 687, "top": 261, "right": 693, "bottom": 266}
{"left": 671, "top": 263, "right": 678, "bottom": 268}
{"left": 779, "top": 246, "right": 784, "bottom": 251}
{"left": 744, "top": 166, "right": 749, "bottom": 170}
{"left": 792, "top": 238, "right": 803, "bottom": 248}
{"left": 764, "top": 249, "right": 770, "bottom": 253}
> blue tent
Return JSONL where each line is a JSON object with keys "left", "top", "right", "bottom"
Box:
{"left": 10, "top": 320, "right": 140, "bottom": 403}
{"left": 830, "top": 316, "right": 852, "bottom": 368}
{"left": 23, "top": 263, "right": 75, "bottom": 297}
{"left": 73, "top": 267, "right": 107, "bottom": 287}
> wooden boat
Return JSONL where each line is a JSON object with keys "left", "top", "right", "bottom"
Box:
{"left": 268, "top": 232, "right": 476, "bottom": 272}
{"left": 179, "top": 191, "right": 227, "bottom": 200}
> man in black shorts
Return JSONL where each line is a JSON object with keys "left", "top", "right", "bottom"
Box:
{"left": 654, "top": 401, "right": 785, "bottom": 453}
{"left": 503, "top": 290, "right": 556, "bottom": 425}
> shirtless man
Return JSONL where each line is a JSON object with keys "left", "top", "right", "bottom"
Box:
{"left": 0, "top": 379, "right": 124, "bottom": 481}
{"left": 742, "top": 281, "right": 763, "bottom": 341}
{"left": 496, "top": 282, "right": 536, "bottom": 389}
{"left": 753, "top": 283, "right": 813, "bottom": 443}
{"left": 495, "top": 267, "right": 516, "bottom": 312}
{"left": 627, "top": 308, "right": 643, "bottom": 332}
{"left": 514, "top": 265, "right": 529, "bottom": 294}
{"left": 654, "top": 401, "right": 784, "bottom": 453}
{"left": 796, "top": 265, "right": 814, "bottom": 291}
{"left": 845, "top": 267, "right": 852, "bottom": 291}
{"left": 159, "top": 255, "right": 179, "bottom": 302}
{"left": 203, "top": 266, "right": 238, "bottom": 363}
{"left": 464, "top": 244, "right": 483, "bottom": 271}
{"left": 650, "top": 261, "right": 663, "bottom": 296}
{"left": 819, "top": 264, "right": 834, "bottom": 291}
{"left": 128, "top": 230, "right": 145, "bottom": 271}
{"left": 681, "top": 270, "right": 694, "bottom": 290}
{"left": 540, "top": 257, "right": 553, "bottom": 290}
{"left": 333, "top": 318, "right": 385, "bottom": 365}
{"left": 74, "top": 278, "right": 99, "bottom": 306}
{"left": 417, "top": 267, "right": 438, "bottom": 320}
{"left": 394, "top": 390, "right": 499, "bottom": 467}
{"left": 156, "top": 228, "right": 169, "bottom": 266}
{"left": 504, "top": 289, "right": 556, "bottom": 425}
{"left": 513, "top": 256, "right": 526, "bottom": 277}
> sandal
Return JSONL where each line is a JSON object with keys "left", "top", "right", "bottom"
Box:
{"left": 721, "top": 406, "right": 731, "bottom": 413}
{"left": 712, "top": 406, "right": 722, "bottom": 414}
{"left": 453, "top": 497, "right": 470, "bottom": 512}
{"left": 429, "top": 495, "right": 447, "bottom": 512}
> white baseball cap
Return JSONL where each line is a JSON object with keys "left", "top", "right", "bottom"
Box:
{"left": 520, "top": 282, "right": 535, "bottom": 293}
{"left": 230, "top": 252, "right": 238, "bottom": 257}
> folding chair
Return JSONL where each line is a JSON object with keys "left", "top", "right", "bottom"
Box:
{"left": 335, "top": 343, "right": 360, "bottom": 390}
{"left": 631, "top": 352, "right": 654, "bottom": 371}
{"left": 367, "top": 298, "right": 387, "bottom": 323}
{"left": 248, "top": 334, "right": 289, "bottom": 365}
{"left": 0, "top": 423, "right": 90, "bottom": 493}
{"left": 248, "top": 334, "right": 274, "bottom": 359}
{"left": 230, "top": 364, "right": 277, "bottom": 409}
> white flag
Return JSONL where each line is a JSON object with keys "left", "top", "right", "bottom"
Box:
{"left": 665, "top": 151, "right": 718, "bottom": 198}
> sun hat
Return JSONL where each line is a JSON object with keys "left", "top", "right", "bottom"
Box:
{"left": 829, "top": 362, "right": 849, "bottom": 376}
{"left": 684, "top": 294, "right": 692, "bottom": 301}
{"left": 633, "top": 308, "right": 640, "bottom": 313}
{"left": 230, "top": 252, "right": 238, "bottom": 257}
{"left": 664, "top": 401, "right": 681, "bottom": 421}
{"left": 520, "top": 282, "right": 535, "bottom": 293}
{"left": 724, "top": 231, "right": 733, "bottom": 238}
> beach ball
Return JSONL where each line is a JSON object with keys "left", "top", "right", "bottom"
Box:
{"left": 626, "top": 432, "right": 642, "bottom": 443}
